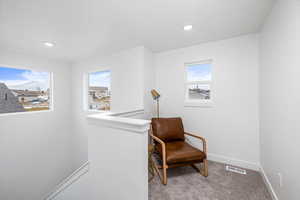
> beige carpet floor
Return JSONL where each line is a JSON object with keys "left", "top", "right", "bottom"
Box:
{"left": 149, "top": 161, "right": 272, "bottom": 200}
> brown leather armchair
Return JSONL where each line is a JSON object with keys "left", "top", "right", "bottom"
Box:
{"left": 150, "top": 117, "right": 208, "bottom": 185}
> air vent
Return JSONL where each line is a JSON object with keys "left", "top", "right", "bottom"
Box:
{"left": 225, "top": 165, "right": 247, "bottom": 175}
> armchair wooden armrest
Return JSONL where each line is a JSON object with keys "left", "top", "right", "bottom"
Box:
{"left": 184, "top": 132, "right": 207, "bottom": 154}
{"left": 149, "top": 134, "right": 168, "bottom": 184}
{"left": 185, "top": 132, "right": 208, "bottom": 177}
{"left": 149, "top": 134, "right": 167, "bottom": 165}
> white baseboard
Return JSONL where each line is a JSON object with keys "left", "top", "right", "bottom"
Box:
{"left": 207, "top": 153, "right": 260, "bottom": 171}
{"left": 259, "top": 166, "right": 279, "bottom": 200}
{"left": 207, "top": 154, "right": 278, "bottom": 199}
{"left": 207, "top": 153, "right": 279, "bottom": 199}
{"left": 44, "top": 162, "right": 89, "bottom": 200}
{"left": 43, "top": 158, "right": 277, "bottom": 200}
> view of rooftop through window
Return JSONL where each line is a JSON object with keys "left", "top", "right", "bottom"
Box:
{"left": 0, "top": 66, "right": 51, "bottom": 114}
{"left": 186, "top": 62, "right": 212, "bottom": 101}
{"left": 88, "top": 70, "right": 111, "bottom": 111}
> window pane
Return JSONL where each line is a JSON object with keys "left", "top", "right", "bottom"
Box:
{"left": 187, "top": 62, "right": 212, "bottom": 82}
{"left": 0, "top": 66, "right": 51, "bottom": 114}
{"left": 88, "top": 70, "right": 111, "bottom": 111}
{"left": 188, "top": 84, "right": 210, "bottom": 100}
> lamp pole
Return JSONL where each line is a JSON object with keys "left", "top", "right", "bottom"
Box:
{"left": 157, "top": 98, "right": 159, "bottom": 118}
{"left": 151, "top": 89, "right": 161, "bottom": 119}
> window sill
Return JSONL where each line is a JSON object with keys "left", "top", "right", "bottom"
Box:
{"left": 85, "top": 109, "right": 111, "bottom": 114}
{"left": 0, "top": 109, "right": 53, "bottom": 117}
{"left": 184, "top": 101, "right": 213, "bottom": 108}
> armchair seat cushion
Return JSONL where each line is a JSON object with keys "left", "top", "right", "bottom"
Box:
{"left": 157, "top": 141, "right": 206, "bottom": 164}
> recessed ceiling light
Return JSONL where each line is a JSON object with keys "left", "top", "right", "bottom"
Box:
{"left": 184, "top": 25, "right": 193, "bottom": 31}
{"left": 44, "top": 42, "right": 55, "bottom": 47}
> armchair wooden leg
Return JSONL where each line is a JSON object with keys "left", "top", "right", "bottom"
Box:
{"left": 201, "top": 159, "right": 208, "bottom": 177}
{"left": 163, "top": 165, "right": 167, "bottom": 185}
{"left": 151, "top": 158, "right": 168, "bottom": 185}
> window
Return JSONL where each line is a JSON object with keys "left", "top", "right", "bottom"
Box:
{"left": 185, "top": 60, "right": 212, "bottom": 106}
{"left": 0, "top": 66, "right": 51, "bottom": 114}
{"left": 88, "top": 70, "right": 111, "bottom": 111}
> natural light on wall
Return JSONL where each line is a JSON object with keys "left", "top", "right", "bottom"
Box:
{"left": 88, "top": 70, "right": 111, "bottom": 111}
{"left": 185, "top": 60, "right": 212, "bottom": 106}
{"left": 0, "top": 66, "right": 51, "bottom": 114}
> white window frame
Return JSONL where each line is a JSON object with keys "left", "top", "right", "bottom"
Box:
{"left": 84, "top": 69, "right": 111, "bottom": 112}
{"left": 0, "top": 64, "right": 53, "bottom": 116}
{"left": 184, "top": 60, "right": 213, "bottom": 107}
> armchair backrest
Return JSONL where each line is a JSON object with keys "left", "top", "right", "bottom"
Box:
{"left": 151, "top": 118, "right": 185, "bottom": 142}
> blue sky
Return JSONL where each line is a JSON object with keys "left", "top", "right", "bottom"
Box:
{"left": 89, "top": 70, "right": 111, "bottom": 89}
{"left": 0, "top": 66, "right": 28, "bottom": 81}
{"left": 0, "top": 66, "right": 50, "bottom": 90}
{"left": 187, "top": 63, "right": 211, "bottom": 81}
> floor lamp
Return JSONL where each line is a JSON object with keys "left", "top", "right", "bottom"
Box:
{"left": 151, "top": 89, "right": 160, "bottom": 118}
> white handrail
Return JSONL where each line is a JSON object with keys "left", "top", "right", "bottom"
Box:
{"left": 87, "top": 109, "right": 151, "bottom": 133}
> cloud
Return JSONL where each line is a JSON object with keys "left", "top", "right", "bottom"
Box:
{"left": 187, "top": 64, "right": 211, "bottom": 81}
{"left": 188, "top": 71, "right": 211, "bottom": 81}
{"left": 0, "top": 71, "right": 50, "bottom": 91}
{"left": 21, "top": 71, "right": 50, "bottom": 83}
{"left": 89, "top": 71, "right": 111, "bottom": 88}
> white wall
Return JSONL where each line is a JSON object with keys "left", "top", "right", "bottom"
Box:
{"left": 260, "top": 0, "right": 300, "bottom": 199}
{"left": 71, "top": 46, "right": 154, "bottom": 167}
{"left": 154, "top": 34, "right": 260, "bottom": 169}
{"left": 87, "top": 117, "right": 149, "bottom": 200}
{"left": 143, "top": 48, "right": 156, "bottom": 118}
{"left": 51, "top": 111, "right": 150, "bottom": 200}
{"left": 0, "top": 51, "right": 75, "bottom": 200}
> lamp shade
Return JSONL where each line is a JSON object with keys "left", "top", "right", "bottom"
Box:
{"left": 151, "top": 89, "right": 160, "bottom": 100}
